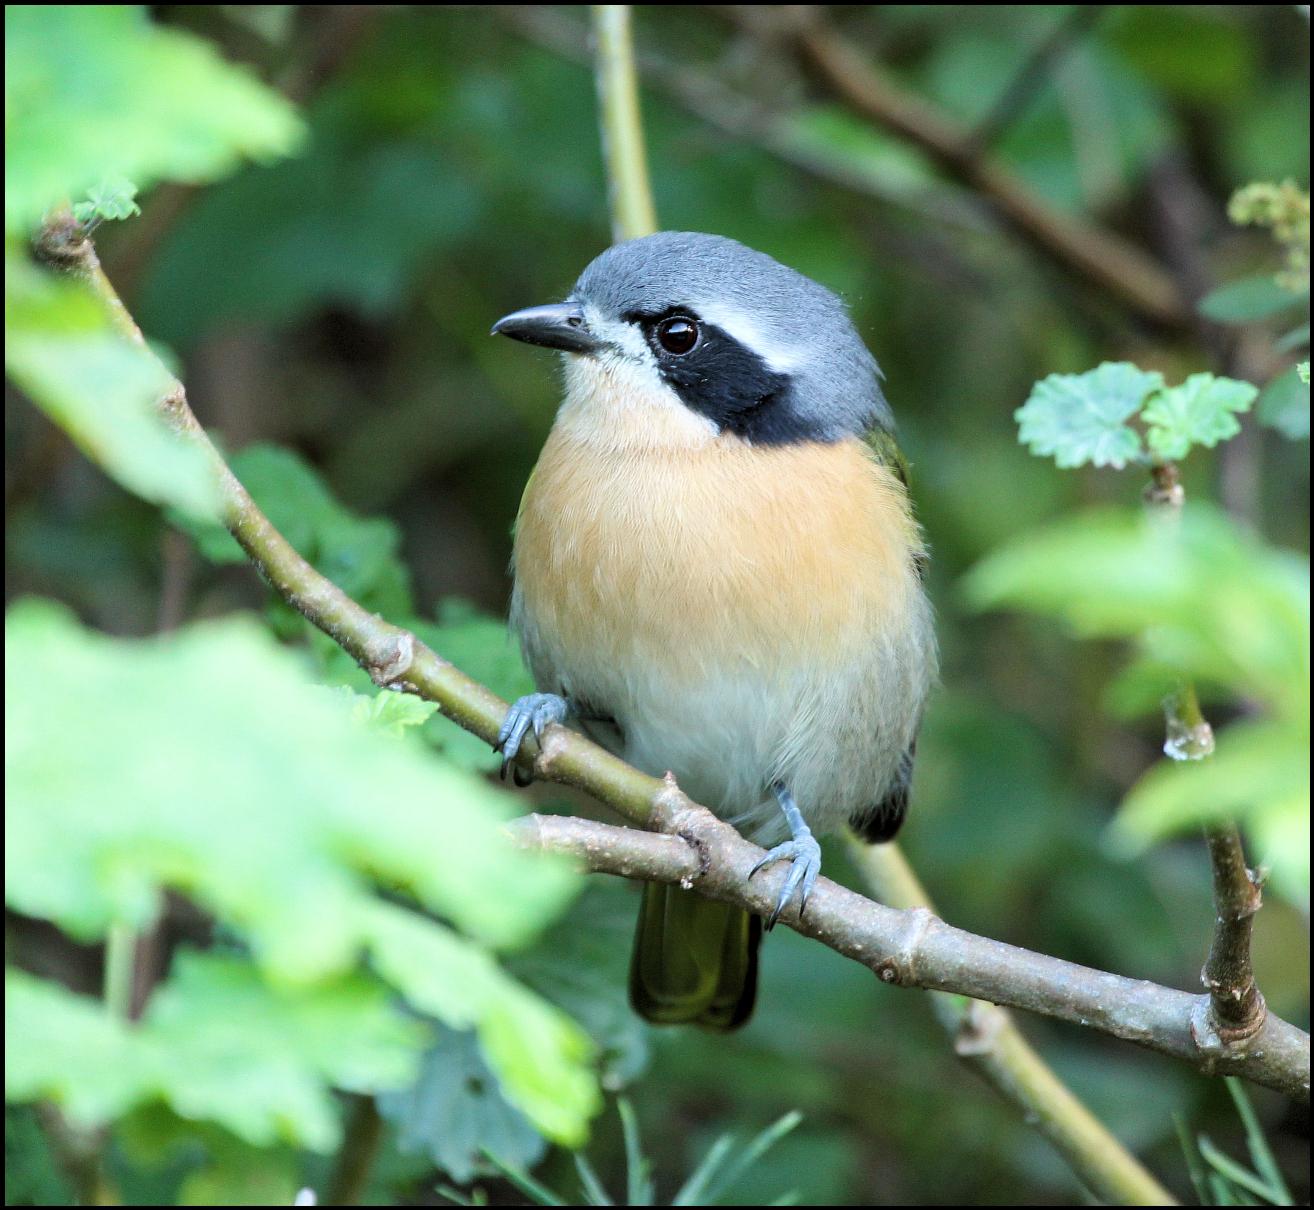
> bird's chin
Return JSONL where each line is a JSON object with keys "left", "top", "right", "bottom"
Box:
{"left": 558, "top": 355, "right": 720, "bottom": 450}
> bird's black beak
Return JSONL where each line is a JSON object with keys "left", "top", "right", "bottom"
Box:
{"left": 490, "top": 301, "right": 602, "bottom": 355}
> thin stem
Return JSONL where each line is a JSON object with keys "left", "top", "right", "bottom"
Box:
{"left": 1144, "top": 462, "right": 1268, "bottom": 1045}
{"left": 103, "top": 921, "right": 136, "bottom": 1021}
{"left": 848, "top": 841, "right": 1175, "bottom": 1206}
{"left": 1202, "top": 827, "right": 1265, "bottom": 1040}
{"left": 591, "top": 5, "right": 658, "bottom": 242}
{"left": 966, "top": 6, "right": 1106, "bottom": 154}
{"left": 325, "top": 1095, "right": 385, "bottom": 1206}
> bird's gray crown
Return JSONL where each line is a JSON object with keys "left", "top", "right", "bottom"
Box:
{"left": 571, "top": 231, "right": 891, "bottom": 442}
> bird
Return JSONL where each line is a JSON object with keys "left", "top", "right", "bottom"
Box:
{"left": 490, "top": 231, "right": 936, "bottom": 1031}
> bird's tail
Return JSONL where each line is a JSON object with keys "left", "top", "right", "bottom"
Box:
{"left": 629, "top": 882, "right": 762, "bottom": 1031}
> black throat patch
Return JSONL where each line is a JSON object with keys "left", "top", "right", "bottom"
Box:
{"left": 634, "top": 313, "right": 822, "bottom": 445}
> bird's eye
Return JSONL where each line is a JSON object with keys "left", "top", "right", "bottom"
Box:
{"left": 655, "top": 316, "right": 699, "bottom": 355}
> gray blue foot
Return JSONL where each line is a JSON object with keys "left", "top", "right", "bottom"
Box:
{"left": 749, "top": 783, "right": 822, "bottom": 930}
{"left": 494, "top": 693, "right": 568, "bottom": 781}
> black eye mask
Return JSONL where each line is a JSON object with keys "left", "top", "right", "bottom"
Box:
{"left": 628, "top": 310, "right": 814, "bottom": 445}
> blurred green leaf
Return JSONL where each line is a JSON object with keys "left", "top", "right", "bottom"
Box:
{"left": 4, "top": 5, "right": 301, "bottom": 235}
{"left": 380, "top": 1025, "right": 548, "bottom": 1183}
{"left": 1142, "top": 373, "right": 1258, "bottom": 461}
{"left": 1015, "top": 362, "right": 1160, "bottom": 468}
{"left": 1116, "top": 720, "right": 1309, "bottom": 906}
{"left": 363, "top": 901, "right": 599, "bottom": 1145}
{"left": 4, "top": 599, "right": 576, "bottom": 955}
{"left": 72, "top": 176, "right": 141, "bottom": 225}
{"left": 6, "top": 256, "right": 220, "bottom": 522}
{"left": 965, "top": 505, "right": 1308, "bottom": 717}
{"left": 1257, "top": 365, "right": 1311, "bottom": 439}
{"left": 6, "top": 956, "right": 420, "bottom": 1152}
{"left": 344, "top": 686, "right": 439, "bottom": 736}
{"left": 967, "top": 505, "right": 1309, "bottom": 903}
{"left": 5, "top": 600, "right": 599, "bottom": 1144}
{"left": 1198, "top": 276, "right": 1306, "bottom": 324}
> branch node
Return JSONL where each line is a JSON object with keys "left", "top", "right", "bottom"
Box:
{"left": 874, "top": 905, "right": 936, "bottom": 986}
{"left": 363, "top": 630, "right": 414, "bottom": 687}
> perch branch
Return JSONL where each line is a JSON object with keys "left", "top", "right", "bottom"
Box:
{"left": 511, "top": 811, "right": 1308, "bottom": 1102}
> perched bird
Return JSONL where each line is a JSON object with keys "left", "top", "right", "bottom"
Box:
{"left": 492, "top": 232, "right": 936, "bottom": 1030}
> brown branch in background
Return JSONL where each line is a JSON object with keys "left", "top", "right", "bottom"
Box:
{"left": 759, "top": 8, "right": 1188, "bottom": 328}
{"left": 501, "top": 7, "right": 994, "bottom": 239}
{"left": 966, "top": 5, "right": 1106, "bottom": 154}
{"left": 33, "top": 1105, "right": 115, "bottom": 1207}
{"left": 30, "top": 226, "right": 1309, "bottom": 1104}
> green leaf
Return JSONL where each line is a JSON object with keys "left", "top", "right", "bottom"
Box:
{"left": 345, "top": 687, "right": 440, "bottom": 736}
{"left": 5, "top": 602, "right": 599, "bottom": 1145}
{"left": 510, "top": 880, "right": 651, "bottom": 1090}
{"left": 4, "top": 5, "right": 302, "bottom": 235}
{"left": 1115, "top": 720, "right": 1309, "bottom": 906}
{"left": 964, "top": 505, "right": 1309, "bottom": 717}
{"left": 967, "top": 506, "right": 1309, "bottom": 906}
{"left": 1015, "top": 362, "right": 1160, "bottom": 468}
{"left": 180, "top": 443, "right": 414, "bottom": 616}
{"left": 6, "top": 256, "right": 220, "bottom": 522}
{"left": 1142, "top": 373, "right": 1258, "bottom": 460}
{"left": 5, "top": 957, "right": 423, "bottom": 1152}
{"left": 379, "top": 1026, "right": 548, "bottom": 1183}
{"left": 72, "top": 176, "right": 141, "bottom": 225}
{"left": 1256, "top": 365, "right": 1311, "bottom": 440}
{"left": 1198, "top": 275, "right": 1306, "bottom": 324}
{"left": 4, "top": 600, "right": 578, "bottom": 956}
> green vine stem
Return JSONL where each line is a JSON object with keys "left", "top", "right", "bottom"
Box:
{"left": 591, "top": 6, "right": 658, "bottom": 243}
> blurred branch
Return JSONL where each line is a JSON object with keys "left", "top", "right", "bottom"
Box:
{"left": 847, "top": 841, "right": 1176, "bottom": 1206}
{"left": 503, "top": 6, "right": 989, "bottom": 236}
{"left": 592, "top": 6, "right": 658, "bottom": 242}
{"left": 966, "top": 5, "right": 1106, "bottom": 154}
{"left": 325, "top": 1095, "right": 385, "bottom": 1207}
{"left": 761, "top": 7, "right": 1189, "bottom": 327}
{"left": 33, "top": 1105, "right": 115, "bottom": 1207}
{"left": 29, "top": 220, "right": 1312, "bottom": 1107}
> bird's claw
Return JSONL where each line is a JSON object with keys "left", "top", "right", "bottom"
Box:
{"left": 748, "top": 783, "right": 822, "bottom": 929}
{"left": 750, "top": 833, "right": 822, "bottom": 930}
{"left": 494, "top": 693, "right": 568, "bottom": 781}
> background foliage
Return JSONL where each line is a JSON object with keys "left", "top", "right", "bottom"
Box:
{"left": 5, "top": 5, "right": 1309, "bottom": 1205}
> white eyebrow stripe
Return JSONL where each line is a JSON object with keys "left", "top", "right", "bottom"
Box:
{"left": 695, "top": 300, "right": 805, "bottom": 374}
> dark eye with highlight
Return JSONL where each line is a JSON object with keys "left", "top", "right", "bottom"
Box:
{"left": 655, "top": 315, "right": 699, "bottom": 355}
